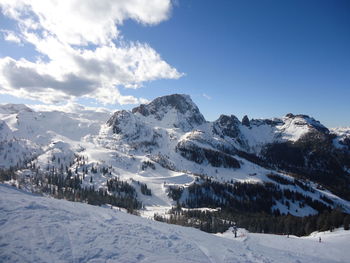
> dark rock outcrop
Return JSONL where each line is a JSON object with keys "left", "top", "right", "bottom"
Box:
{"left": 242, "top": 115, "right": 250, "bottom": 127}
{"left": 213, "top": 115, "right": 241, "bottom": 138}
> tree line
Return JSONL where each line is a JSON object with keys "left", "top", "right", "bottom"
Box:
{"left": 162, "top": 176, "right": 350, "bottom": 235}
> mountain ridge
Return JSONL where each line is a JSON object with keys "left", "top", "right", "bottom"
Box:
{"left": 1, "top": 94, "right": 350, "bottom": 231}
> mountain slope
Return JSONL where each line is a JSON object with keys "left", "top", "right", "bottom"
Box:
{"left": 1, "top": 184, "right": 349, "bottom": 263}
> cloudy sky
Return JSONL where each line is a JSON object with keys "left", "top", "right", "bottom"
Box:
{"left": 0, "top": 0, "right": 349, "bottom": 127}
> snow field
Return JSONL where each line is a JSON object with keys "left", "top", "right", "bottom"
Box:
{"left": 1, "top": 184, "right": 349, "bottom": 263}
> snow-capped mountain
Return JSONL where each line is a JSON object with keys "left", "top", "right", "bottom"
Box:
{"left": 332, "top": 127, "right": 350, "bottom": 150}
{"left": 1, "top": 94, "right": 350, "bottom": 228}
{"left": 132, "top": 94, "right": 206, "bottom": 131}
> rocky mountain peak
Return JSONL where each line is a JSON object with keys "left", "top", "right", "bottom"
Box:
{"left": 213, "top": 115, "right": 241, "bottom": 138}
{"left": 283, "top": 113, "right": 329, "bottom": 134}
{"left": 131, "top": 94, "right": 206, "bottom": 131}
{"left": 132, "top": 94, "right": 202, "bottom": 116}
{"left": 242, "top": 115, "right": 250, "bottom": 127}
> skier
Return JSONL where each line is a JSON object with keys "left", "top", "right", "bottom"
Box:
{"left": 319, "top": 237, "right": 321, "bottom": 243}
{"left": 232, "top": 223, "right": 238, "bottom": 238}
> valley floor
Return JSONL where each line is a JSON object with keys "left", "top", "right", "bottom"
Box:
{"left": 0, "top": 184, "right": 349, "bottom": 263}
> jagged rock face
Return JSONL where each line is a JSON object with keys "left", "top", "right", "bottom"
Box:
{"left": 132, "top": 94, "right": 206, "bottom": 131}
{"left": 212, "top": 115, "right": 249, "bottom": 151}
{"left": 213, "top": 115, "right": 241, "bottom": 138}
{"left": 242, "top": 115, "right": 250, "bottom": 127}
{"left": 132, "top": 94, "right": 200, "bottom": 116}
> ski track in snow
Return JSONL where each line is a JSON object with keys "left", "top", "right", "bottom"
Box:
{"left": 1, "top": 184, "right": 350, "bottom": 263}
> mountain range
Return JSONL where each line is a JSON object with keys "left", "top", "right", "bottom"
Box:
{"left": 1, "top": 94, "right": 350, "bottom": 234}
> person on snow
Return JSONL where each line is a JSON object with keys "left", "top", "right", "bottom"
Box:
{"left": 232, "top": 223, "right": 238, "bottom": 238}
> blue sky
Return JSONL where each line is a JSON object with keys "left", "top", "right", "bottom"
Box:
{"left": 0, "top": 0, "right": 349, "bottom": 127}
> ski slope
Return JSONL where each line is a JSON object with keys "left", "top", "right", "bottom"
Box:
{"left": 1, "top": 184, "right": 349, "bottom": 263}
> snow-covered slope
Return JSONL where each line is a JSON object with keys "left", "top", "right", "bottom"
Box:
{"left": 234, "top": 113, "right": 329, "bottom": 153}
{"left": 0, "top": 103, "right": 111, "bottom": 168}
{"left": 331, "top": 127, "right": 350, "bottom": 150}
{"left": 1, "top": 184, "right": 349, "bottom": 263}
{"left": 0, "top": 120, "right": 13, "bottom": 141}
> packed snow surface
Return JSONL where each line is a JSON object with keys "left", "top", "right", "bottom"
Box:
{"left": 1, "top": 184, "right": 349, "bottom": 263}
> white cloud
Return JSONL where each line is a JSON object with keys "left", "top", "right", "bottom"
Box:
{"left": 0, "top": 0, "right": 173, "bottom": 46}
{"left": 203, "top": 93, "right": 212, "bottom": 100}
{"left": 29, "top": 101, "right": 113, "bottom": 114}
{"left": 2, "top": 30, "right": 21, "bottom": 44}
{"left": 0, "top": 0, "right": 182, "bottom": 105}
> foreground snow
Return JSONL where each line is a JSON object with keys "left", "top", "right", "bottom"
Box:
{"left": 1, "top": 184, "right": 349, "bottom": 263}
